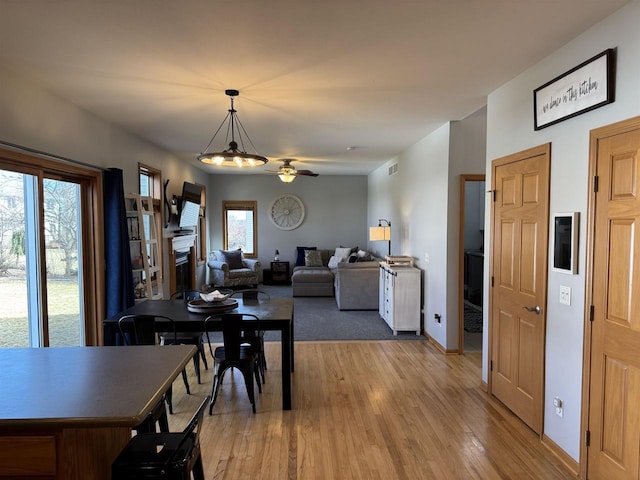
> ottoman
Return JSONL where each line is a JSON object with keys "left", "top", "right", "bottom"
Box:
{"left": 291, "top": 267, "right": 335, "bottom": 296}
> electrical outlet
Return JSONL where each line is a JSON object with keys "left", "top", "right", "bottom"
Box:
{"left": 553, "top": 397, "right": 563, "bottom": 417}
{"left": 425, "top": 253, "right": 430, "bottom": 263}
{"left": 434, "top": 313, "right": 441, "bottom": 324}
{"left": 559, "top": 285, "right": 571, "bottom": 306}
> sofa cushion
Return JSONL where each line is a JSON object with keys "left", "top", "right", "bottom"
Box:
{"left": 227, "top": 267, "right": 257, "bottom": 280}
{"left": 220, "top": 249, "right": 244, "bottom": 269}
{"left": 327, "top": 255, "right": 341, "bottom": 269}
{"left": 305, "top": 249, "right": 323, "bottom": 267}
{"left": 334, "top": 247, "right": 351, "bottom": 261}
{"left": 296, "top": 246, "right": 316, "bottom": 266}
{"left": 292, "top": 267, "right": 334, "bottom": 284}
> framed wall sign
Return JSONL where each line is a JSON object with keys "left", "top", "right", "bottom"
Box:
{"left": 553, "top": 212, "right": 579, "bottom": 274}
{"left": 534, "top": 48, "right": 615, "bottom": 130}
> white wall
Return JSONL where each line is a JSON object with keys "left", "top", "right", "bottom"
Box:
{"left": 485, "top": 0, "right": 640, "bottom": 461}
{"left": 208, "top": 174, "right": 368, "bottom": 271}
{"left": 368, "top": 107, "right": 486, "bottom": 350}
{"left": 0, "top": 64, "right": 210, "bottom": 291}
{"left": 464, "top": 182, "right": 485, "bottom": 251}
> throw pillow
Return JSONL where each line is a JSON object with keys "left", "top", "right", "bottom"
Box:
{"left": 356, "top": 253, "right": 373, "bottom": 262}
{"left": 334, "top": 247, "right": 351, "bottom": 261}
{"left": 327, "top": 255, "right": 341, "bottom": 269}
{"left": 305, "top": 249, "right": 323, "bottom": 267}
{"left": 348, "top": 253, "right": 358, "bottom": 263}
{"left": 341, "top": 245, "right": 359, "bottom": 255}
{"left": 296, "top": 246, "right": 316, "bottom": 266}
{"left": 220, "top": 249, "right": 244, "bottom": 269}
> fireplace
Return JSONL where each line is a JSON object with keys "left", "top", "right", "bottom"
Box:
{"left": 168, "top": 235, "right": 197, "bottom": 295}
{"left": 174, "top": 250, "right": 192, "bottom": 292}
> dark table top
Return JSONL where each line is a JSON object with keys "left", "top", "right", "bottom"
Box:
{"left": 0, "top": 345, "right": 196, "bottom": 428}
{"left": 104, "top": 298, "right": 294, "bottom": 333}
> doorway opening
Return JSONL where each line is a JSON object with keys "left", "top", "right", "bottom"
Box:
{"left": 459, "top": 174, "right": 485, "bottom": 354}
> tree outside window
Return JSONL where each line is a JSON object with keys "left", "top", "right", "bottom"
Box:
{"left": 223, "top": 201, "right": 256, "bottom": 257}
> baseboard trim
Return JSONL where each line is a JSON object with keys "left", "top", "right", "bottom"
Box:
{"left": 541, "top": 434, "right": 579, "bottom": 477}
{"left": 426, "top": 334, "right": 459, "bottom": 354}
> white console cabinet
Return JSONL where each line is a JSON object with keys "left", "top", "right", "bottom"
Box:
{"left": 378, "top": 262, "right": 421, "bottom": 335}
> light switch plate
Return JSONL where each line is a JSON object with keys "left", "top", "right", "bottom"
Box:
{"left": 559, "top": 285, "right": 571, "bottom": 306}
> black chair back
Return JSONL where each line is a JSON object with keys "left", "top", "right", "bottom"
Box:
{"left": 229, "top": 289, "right": 270, "bottom": 302}
{"left": 170, "top": 290, "right": 201, "bottom": 302}
{"left": 118, "top": 314, "right": 177, "bottom": 345}
{"left": 204, "top": 313, "right": 260, "bottom": 357}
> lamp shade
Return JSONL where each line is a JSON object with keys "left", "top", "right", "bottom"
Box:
{"left": 369, "top": 226, "right": 391, "bottom": 241}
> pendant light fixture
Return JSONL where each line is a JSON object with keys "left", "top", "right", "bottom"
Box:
{"left": 197, "top": 89, "right": 268, "bottom": 167}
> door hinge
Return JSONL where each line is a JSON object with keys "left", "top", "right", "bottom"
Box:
{"left": 490, "top": 360, "right": 493, "bottom": 371}
{"left": 585, "top": 430, "right": 591, "bottom": 446}
{"left": 593, "top": 175, "right": 599, "bottom": 193}
{"left": 493, "top": 190, "right": 497, "bottom": 202}
{"left": 589, "top": 305, "right": 595, "bottom": 322}
{"left": 491, "top": 276, "right": 494, "bottom": 287}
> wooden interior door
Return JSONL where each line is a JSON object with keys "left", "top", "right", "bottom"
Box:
{"left": 489, "top": 144, "right": 550, "bottom": 434}
{"left": 586, "top": 123, "right": 640, "bottom": 479}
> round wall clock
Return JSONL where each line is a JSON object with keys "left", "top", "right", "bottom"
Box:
{"left": 269, "top": 194, "right": 305, "bottom": 230}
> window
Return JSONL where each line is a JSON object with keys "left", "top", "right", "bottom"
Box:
{"left": 0, "top": 148, "right": 103, "bottom": 347}
{"left": 223, "top": 200, "right": 257, "bottom": 257}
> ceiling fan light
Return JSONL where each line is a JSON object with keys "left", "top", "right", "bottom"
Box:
{"left": 279, "top": 172, "right": 296, "bottom": 183}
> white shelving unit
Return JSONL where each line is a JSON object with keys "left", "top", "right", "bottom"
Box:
{"left": 125, "top": 194, "right": 163, "bottom": 301}
{"left": 378, "top": 262, "right": 421, "bottom": 335}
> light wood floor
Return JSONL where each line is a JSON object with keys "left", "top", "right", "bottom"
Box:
{"left": 168, "top": 340, "right": 574, "bottom": 479}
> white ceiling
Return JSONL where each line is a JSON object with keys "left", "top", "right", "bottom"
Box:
{"left": 0, "top": 0, "right": 628, "bottom": 175}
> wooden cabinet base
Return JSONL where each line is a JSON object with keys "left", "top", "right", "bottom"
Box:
{"left": 0, "top": 427, "right": 131, "bottom": 479}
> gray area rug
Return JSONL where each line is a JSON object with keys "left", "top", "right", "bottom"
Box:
{"left": 464, "top": 303, "right": 483, "bottom": 333}
{"left": 223, "top": 285, "right": 424, "bottom": 341}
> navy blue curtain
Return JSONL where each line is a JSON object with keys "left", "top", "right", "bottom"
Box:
{"left": 103, "top": 168, "right": 135, "bottom": 318}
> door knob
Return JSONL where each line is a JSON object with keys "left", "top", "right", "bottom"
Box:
{"left": 523, "top": 305, "right": 541, "bottom": 314}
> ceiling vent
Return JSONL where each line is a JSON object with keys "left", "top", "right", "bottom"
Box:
{"left": 388, "top": 163, "right": 398, "bottom": 176}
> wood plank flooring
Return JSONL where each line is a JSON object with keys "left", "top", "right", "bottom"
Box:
{"left": 168, "top": 340, "right": 575, "bottom": 479}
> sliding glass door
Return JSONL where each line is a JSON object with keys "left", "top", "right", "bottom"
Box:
{"left": 0, "top": 155, "right": 98, "bottom": 347}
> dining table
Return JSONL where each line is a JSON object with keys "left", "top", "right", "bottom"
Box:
{"left": 104, "top": 297, "right": 295, "bottom": 410}
{"left": 0, "top": 344, "right": 196, "bottom": 480}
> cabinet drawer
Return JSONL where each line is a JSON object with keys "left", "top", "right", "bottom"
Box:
{"left": 0, "top": 435, "right": 57, "bottom": 476}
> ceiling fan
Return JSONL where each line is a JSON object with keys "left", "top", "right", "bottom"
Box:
{"left": 266, "top": 159, "right": 319, "bottom": 183}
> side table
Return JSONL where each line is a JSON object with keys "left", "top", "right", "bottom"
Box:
{"left": 270, "top": 261, "right": 290, "bottom": 285}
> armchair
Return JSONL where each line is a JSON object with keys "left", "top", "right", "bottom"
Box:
{"left": 208, "top": 249, "right": 260, "bottom": 288}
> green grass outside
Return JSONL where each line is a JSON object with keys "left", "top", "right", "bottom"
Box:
{"left": 0, "top": 277, "right": 81, "bottom": 347}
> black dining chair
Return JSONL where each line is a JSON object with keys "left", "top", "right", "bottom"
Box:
{"left": 118, "top": 314, "right": 191, "bottom": 416}
{"left": 204, "top": 313, "right": 262, "bottom": 414}
{"left": 162, "top": 290, "right": 210, "bottom": 384}
{"left": 111, "top": 395, "right": 210, "bottom": 480}
{"left": 229, "top": 289, "right": 269, "bottom": 384}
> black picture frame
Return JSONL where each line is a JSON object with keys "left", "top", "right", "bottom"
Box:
{"left": 553, "top": 212, "right": 579, "bottom": 274}
{"left": 534, "top": 48, "right": 616, "bottom": 130}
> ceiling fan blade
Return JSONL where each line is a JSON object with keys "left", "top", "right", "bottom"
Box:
{"left": 295, "top": 170, "right": 319, "bottom": 177}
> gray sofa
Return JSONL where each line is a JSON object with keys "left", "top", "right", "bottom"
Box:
{"left": 334, "top": 261, "right": 380, "bottom": 310}
{"left": 291, "top": 247, "right": 380, "bottom": 310}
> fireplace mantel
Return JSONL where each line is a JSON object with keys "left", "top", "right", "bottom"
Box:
{"left": 169, "top": 234, "right": 196, "bottom": 252}
{"left": 167, "top": 235, "right": 197, "bottom": 294}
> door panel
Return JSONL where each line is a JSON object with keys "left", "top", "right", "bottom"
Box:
{"left": 587, "top": 127, "right": 640, "bottom": 479}
{"left": 490, "top": 144, "right": 550, "bottom": 435}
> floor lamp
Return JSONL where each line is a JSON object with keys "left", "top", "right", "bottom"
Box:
{"left": 369, "top": 219, "right": 391, "bottom": 256}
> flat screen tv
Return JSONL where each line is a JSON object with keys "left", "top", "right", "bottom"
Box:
{"left": 178, "top": 181, "right": 202, "bottom": 230}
